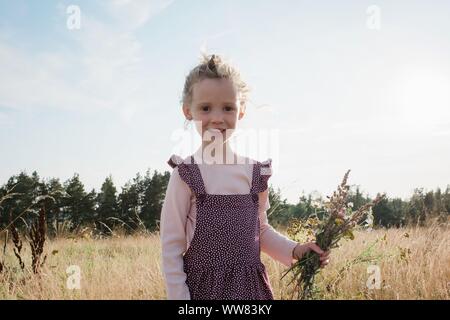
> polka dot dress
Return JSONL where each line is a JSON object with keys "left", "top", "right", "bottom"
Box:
{"left": 167, "top": 154, "right": 274, "bottom": 300}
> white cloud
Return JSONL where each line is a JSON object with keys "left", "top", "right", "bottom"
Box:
{"left": 72, "top": 14, "right": 144, "bottom": 103}
{"left": 0, "top": 41, "right": 109, "bottom": 112}
{"left": 0, "top": 3, "right": 166, "bottom": 118}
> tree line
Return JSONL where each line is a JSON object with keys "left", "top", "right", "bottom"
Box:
{"left": 268, "top": 185, "right": 450, "bottom": 228}
{"left": 0, "top": 170, "right": 169, "bottom": 237}
{"left": 1, "top": 170, "right": 449, "bottom": 237}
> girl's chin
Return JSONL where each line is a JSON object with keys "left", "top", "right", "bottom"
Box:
{"left": 202, "top": 129, "right": 226, "bottom": 136}
{"left": 208, "top": 128, "right": 223, "bottom": 132}
{"left": 196, "top": 128, "right": 236, "bottom": 140}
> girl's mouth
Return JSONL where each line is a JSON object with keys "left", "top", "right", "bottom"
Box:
{"left": 208, "top": 128, "right": 226, "bottom": 133}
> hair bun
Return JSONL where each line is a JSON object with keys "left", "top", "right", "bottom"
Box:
{"left": 207, "top": 55, "right": 217, "bottom": 72}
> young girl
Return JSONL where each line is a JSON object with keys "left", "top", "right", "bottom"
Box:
{"left": 160, "top": 54, "right": 331, "bottom": 300}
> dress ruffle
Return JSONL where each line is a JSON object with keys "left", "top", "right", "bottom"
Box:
{"left": 167, "top": 154, "right": 184, "bottom": 169}
{"left": 184, "top": 262, "right": 274, "bottom": 300}
{"left": 251, "top": 159, "right": 272, "bottom": 194}
{"left": 167, "top": 154, "right": 205, "bottom": 195}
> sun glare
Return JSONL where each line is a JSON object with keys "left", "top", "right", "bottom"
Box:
{"left": 396, "top": 68, "right": 450, "bottom": 126}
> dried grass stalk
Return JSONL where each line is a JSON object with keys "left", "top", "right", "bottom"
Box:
{"left": 9, "top": 210, "right": 25, "bottom": 271}
{"left": 29, "top": 205, "right": 47, "bottom": 274}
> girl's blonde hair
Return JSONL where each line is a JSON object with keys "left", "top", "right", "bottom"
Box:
{"left": 181, "top": 54, "right": 249, "bottom": 107}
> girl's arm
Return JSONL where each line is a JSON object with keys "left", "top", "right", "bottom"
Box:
{"left": 258, "top": 189, "right": 298, "bottom": 267}
{"left": 160, "top": 167, "right": 192, "bottom": 300}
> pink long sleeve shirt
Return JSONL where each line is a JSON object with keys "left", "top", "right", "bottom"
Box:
{"left": 159, "top": 151, "right": 298, "bottom": 300}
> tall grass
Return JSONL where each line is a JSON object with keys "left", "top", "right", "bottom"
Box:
{"left": 0, "top": 224, "right": 448, "bottom": 300}
{"left": 0, "top": 233, "right": 165, "bottom": 299}
{"left": 280, "top": 222, "right": 449, "bottom": 299}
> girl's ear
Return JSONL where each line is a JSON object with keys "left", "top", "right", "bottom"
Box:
{"left": 238, "top": 103, "right": 246, "bottom": 120}
{"left": 182, "top": 104, "right": 192, "bottom": 120}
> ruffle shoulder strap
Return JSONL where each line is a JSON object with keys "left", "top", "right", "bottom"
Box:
{"left": 167, "top": 154, "right": 205, "bottom": 195}
{"left": 250, "top": 158, "right": 272, "bottom": 194}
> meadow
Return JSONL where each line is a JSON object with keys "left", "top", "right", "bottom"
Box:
{"left": 1, "top": 223, "right": 448, "bottom": 300}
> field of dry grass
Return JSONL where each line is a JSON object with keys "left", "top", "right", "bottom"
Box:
{"left": 1, "top": 224, "right": 449, "bottom": 300}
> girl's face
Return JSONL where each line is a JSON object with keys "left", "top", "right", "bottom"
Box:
{"left": 183, "top": 78, "right": 245, "bottom": 140}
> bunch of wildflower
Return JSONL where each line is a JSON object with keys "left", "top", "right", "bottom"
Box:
{"left": 282, "top": 170, "right": 385, "bottom": 299}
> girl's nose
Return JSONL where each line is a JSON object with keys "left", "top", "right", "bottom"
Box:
{"left": 210, "top": 112, "right": 225, "bottom": 124}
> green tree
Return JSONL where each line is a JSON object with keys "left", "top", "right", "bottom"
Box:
{"left": 267, "top": 186, "right": 290, "bottom": 227}
{"left": 0, "top": 171, "right": 44, "bottom": 229}
{"left": 348, "top": 186, "right": 371, "bottom": 210}
{"left": 95, "top": 175, "right": 119, "bottom": 235}
{"left": 443, "top": 186, "right": 450, "bottom": 222}
{"left": 43, "top": 177, "right": 65, "bottom": 237}
{"left": 424, "top": 190, "right": 434, "bottom": 216}
{"left": 141, "top": 170, "right": 170, "bottom": 231}
{"left": 118, "top": 174, "right": 143, "bottom": 232}
{"left": 62, "top": 173, "right": 96, "bottom": 231}
{"left": 372, "top": 196, "right": 400, "bottom": 227}
{"left": 405, "top": 188, "right": 426, "bottom": 226}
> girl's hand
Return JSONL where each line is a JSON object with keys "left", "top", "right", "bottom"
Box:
{"left": 293, "top": 242, "right": 331, "bottom": 268}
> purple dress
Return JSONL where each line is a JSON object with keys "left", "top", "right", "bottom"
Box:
{"left": 168, "top": 155, "right": 274, "bottom": 300}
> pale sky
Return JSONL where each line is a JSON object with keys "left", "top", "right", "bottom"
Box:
{"left": 1, "top": 0, "right": 449, "bottom": 203}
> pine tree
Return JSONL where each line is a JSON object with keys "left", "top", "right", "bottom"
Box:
{"left": 267, "top": 186, "right": 289, "bottom": 226}
{"left": 44, "top": 177, "right": 65, "bottom": 236}
{"left": 141, "top": 170, "right": 170, "bottom": 231}
{"left": 95, "top": 175, "right": 118, "bottom": 235}
{"left": 0, "top": 171, "right": 43, "bottom": 229}
{"left": 118, "top": 173, "right": 144, "bottom": 231}
{"left": 62, "top": 173, "right": 95, "bottom": 231}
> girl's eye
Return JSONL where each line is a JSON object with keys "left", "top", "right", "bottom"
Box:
{"left": 201, "top": 106, "right": 210, "bottom": 112}
{"left": 224, "top": 106, "right": 235, "bottom": 111}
